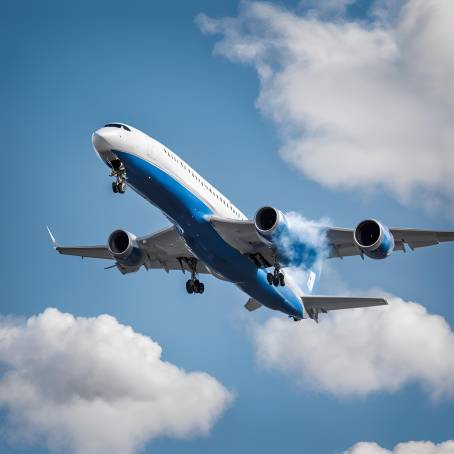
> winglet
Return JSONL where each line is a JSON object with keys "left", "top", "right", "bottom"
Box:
{"left": 46, "top": 226, "right": 58, "bottom": 248}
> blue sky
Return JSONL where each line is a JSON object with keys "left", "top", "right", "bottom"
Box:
{"left": 1, "top": 1, "right": 453, "bottom": 453}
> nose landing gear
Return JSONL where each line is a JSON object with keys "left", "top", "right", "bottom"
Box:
{"left": 110, "top": 159, "right": 126, "bottom": 194}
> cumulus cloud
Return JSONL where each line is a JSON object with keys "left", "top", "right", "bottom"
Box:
{"left": 197, "top": 1, "right": 454, "bottom": 213}
{"left": 254, "top": 294, "right": 454, "bottom": 397}
{"left": 299, "top": 0, "right": 355, "bottom": 17}
{"left": 0, "top": 308, "right": 232, "bottom": 454}
{"left": 344, "top": 440, "right": 454, "bottom": 454}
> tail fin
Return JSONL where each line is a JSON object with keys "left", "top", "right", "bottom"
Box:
{"left": 286, "top": 260, "right": 323, "bottom": 297}
{"left": 305, "top": 260, "right": 323, "bottom": 294}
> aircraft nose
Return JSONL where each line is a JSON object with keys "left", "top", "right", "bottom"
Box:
{"left": 92, "top": 130, "right": 112, "bottom": 153}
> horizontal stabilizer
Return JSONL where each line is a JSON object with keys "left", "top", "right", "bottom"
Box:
{"left": 302, "top": 295, "right": 387, "bottom": 322}
{"left": 244, "top": 298, "right": 263, "bottom": 312}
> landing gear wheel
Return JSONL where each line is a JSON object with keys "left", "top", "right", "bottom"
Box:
{"left": 272, "top": 254, "right": 284, "bottom": 287}
{"left": 117, "top": 181, "right": 126, "bottom": 194}
{"left": 267, "top": 273, "right": 273, "bottom": 285}
{"left": 110, "top": 159, "right": 127, "bottom": 195}
{"left": 186, "top": 280, "right": 194, "bottom": 294}
{"left": 279, "top": 272, "right": 285, "bottom": 287}
{"left": 182, "top": 258, "right": 205, "bottom": 295}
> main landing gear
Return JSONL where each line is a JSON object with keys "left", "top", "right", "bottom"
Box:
{"left": 110, "top": 159, "right": 126, "bottom": 194}
{"left": 267, "top": 257, "right": 285, "bottom": 287}
{"left": 186, "top": 278, "right": 204, "bottom": 294}
{"left": 181, "top": 258, "right": 205, "bottom": 295}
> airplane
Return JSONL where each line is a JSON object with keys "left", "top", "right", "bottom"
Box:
{"left": 48, "top": 122, "right": 454, "bottom": 322}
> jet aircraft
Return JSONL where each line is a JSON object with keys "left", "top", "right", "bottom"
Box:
{"left": 49, "top": 123, "right": 454, "bottom": 321}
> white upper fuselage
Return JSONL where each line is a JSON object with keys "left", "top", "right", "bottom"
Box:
{"left": 93, "top": 123, "right": 247, "bottom": 222}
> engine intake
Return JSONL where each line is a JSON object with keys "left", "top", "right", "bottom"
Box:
{"left": 353, "top": 219, "right": 394, "bottom": 259}
{"left": 254, "top": 206, "right": 286, "bottom": 241}
{"left": 107, "top": 229, "right": 144, "bottom": 268}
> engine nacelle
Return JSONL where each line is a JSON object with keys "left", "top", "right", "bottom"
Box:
{"left": 107, "top": 229, "right": 144, "bottom": 270}
{"left": 353, "top": 219, "right": 394, "bottom": 259}
{"left": 254, "top": 206, "right": 287, "bottom": 243}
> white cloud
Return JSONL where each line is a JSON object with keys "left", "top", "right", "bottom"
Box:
{"left": 298, "top": 0, "right": 355, "bottom": 17}
{"left": 198, "top": 1, "right": 454, "bottom": 213}
{"left": 254, "top": 294, "right": 454, "bottom": 397}
{"left": 344, "top": 440, "right": 454, "bottom": 454}
{"left": 0, "top": 308, "right": 232, "bottom": 454}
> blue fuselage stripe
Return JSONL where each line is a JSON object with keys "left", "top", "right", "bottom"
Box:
{"left": 114, "top": 150, "right": 303, "bottom": 318}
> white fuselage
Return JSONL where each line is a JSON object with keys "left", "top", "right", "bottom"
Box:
{"left": 93, "top": 124, "right": 247, "bottom": 221}
{"left": 92, "top": 123, "right": 306, "bottom": 319}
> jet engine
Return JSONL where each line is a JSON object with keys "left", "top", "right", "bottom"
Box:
{"left": 107, "top": 229, "right": 144, "bottom": 270}
{"left": 353, "top": 219, "right": 394, "bottom": 259}
{"left": 254, "top": 206, "right": 287, "bottom": 243}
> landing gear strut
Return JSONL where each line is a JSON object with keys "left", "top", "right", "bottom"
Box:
{"left": 110, "top": 159, "right": 126, "bottom": 194}
{"left": 181, "top": 258, "right": 205, "bottom": 295}
{"left": 267, "top": 256, "right": 285, "bottom": 287}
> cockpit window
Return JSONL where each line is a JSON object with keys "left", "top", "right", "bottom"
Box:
{"left": 104, "top": 123, "right": 131, "bottom": 132}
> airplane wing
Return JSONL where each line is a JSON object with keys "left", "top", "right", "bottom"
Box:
{"left": 49, "top": 226, "right": 210, "bottom": 274}
{"left": 301, "top": 295, "right": 387, "bottom": 322}
{"left": 138, "top": 227, "right": 209, "bottom": 273}
{"left": 210, "top": 216, "right": 454, "bottom": 263}
{"left": 326, "top": 227, "right": 454, "bottom": 258}
{"left": 210, "top": 216, "right": 275, "bottom": 267}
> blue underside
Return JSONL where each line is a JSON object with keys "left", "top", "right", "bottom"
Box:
{"left": 114, "top": 150, "right": 304, "bottom": 318}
